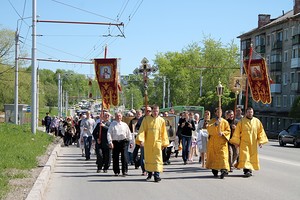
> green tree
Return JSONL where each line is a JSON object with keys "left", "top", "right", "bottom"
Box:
{"left": 0, "top": 28, "right": 14, "bottom": 64}
{"left": 154, "top": 37, "right": 240, "bottom": 110}
{"left": 289, "top": 96, "right": 300, "bottom": 119}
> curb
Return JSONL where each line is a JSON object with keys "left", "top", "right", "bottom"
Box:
{"left": 26, "top": 143, "right": 61, "bottom": 200}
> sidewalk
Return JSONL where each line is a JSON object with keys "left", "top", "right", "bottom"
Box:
{"left": 26, "top": 141, "right": 62, "bottom": 200}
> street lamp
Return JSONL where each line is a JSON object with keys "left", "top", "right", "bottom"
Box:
{"left": 14, "top": 16, "right": 33, "bottom": 125}
{"left": 216, "top": 79, "right": 224, "bottom": 133}
{"left": 133, "top": 57, "right": 158, "bottom": 110}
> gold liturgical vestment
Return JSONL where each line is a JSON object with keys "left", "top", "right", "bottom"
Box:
{"left": 136, "top": 115, "right": 169, "bottom": 172}
{"left": 206, "top": 118, "right": 231, "bottom": 171}
{"left": 230, "top": 117, "right": 268, "bottom": 170}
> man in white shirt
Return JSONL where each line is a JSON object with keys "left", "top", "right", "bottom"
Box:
{"left": 80, "top": 111, "right": 95, "bottom": 160}
{"left": 107, "top": 112, "right": 132, "bottom": 176}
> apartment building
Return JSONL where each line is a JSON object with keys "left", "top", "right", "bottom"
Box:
{"left": 238, "top": 0, "right": 300, "bottom": 116}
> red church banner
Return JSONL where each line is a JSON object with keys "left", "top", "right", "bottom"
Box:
{"left": 243, "top": 58, "right": 272, "bottom": 104}
{"left": 94, "top": 58, "right": 119, "bottom": 109}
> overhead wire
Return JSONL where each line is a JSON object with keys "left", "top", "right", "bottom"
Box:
{"left": 126, "top": 0, "right": 144, "bottom": 27}
{"left": 50, "top": 0, "right": 118, "bottom": 22}
{"left": 86, "top": 0, "right": 144, "bottom": 60}
{"left": 7, "top": 0, "right": 23, "bottom": 20}
{"left": 19, "top": 0, "right": 28, "bottom": 32}
{"left": 8, "top": 0, "right": 144, "bottom": 74}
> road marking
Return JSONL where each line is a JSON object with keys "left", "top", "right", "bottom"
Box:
{"left": 260, "top": 155, "right": 300, "bottom": 167}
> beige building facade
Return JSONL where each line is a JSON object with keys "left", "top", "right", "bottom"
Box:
{"left": 238, "top": 0, "right": 300, "bottom": 116}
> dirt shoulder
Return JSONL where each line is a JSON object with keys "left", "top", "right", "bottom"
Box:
{"left": 4, "top": 137, "right": 62, "bottom": 200}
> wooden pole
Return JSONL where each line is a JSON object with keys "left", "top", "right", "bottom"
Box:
{"left": 218, "top": 95, "right": 222, "bottom": 134}
{"left": 234, "top": 91, "right": 238, "bottom": 118}
{"left": 245, "top": 45, "right": 253, "bottom": 110}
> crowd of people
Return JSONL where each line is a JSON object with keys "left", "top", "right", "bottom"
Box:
{"left": 42, "top": 104, "right": 268, "bottom": 182}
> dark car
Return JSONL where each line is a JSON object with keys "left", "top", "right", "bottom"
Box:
{"left": 278, "top": 123, "right": 300, "bottom": 147}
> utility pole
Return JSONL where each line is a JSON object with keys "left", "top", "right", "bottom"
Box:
{"left": 131, "top": 93, "right": 133, "bottom": 109}
{"left": 31, "top": 0, "right": 37, "bottom": 133}
{"left": 65, "top": 91, "right": 68, "bottom": 117}
{"left": 58, "top": 73, "right": 61, "bottom": 117}
{"left": 200, "top": 70, "right": 203, "bottom": 97}
{"left": 14, "top": 28, "right": 19, "bottom": 124}
{"left": 36, "top": 69, "right": 39, "bottom": 126}
{"left": 167, "top": 79, "right": 170, "bottom": 107}
{"left": 163, "top": 76, "right": 166, "bottom": 109}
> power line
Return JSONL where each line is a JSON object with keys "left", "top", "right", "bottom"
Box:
{"left": 50, "top": 0, "right": 118, "bottom": 22}
{"left": 127, "top": 0, "right": 144, "bottom": 27}
{"left": 117, "top": 0, "right": 130, "bottom": 21}
{"left": 83, "top": 0, "right": 144, "bottom": 60}
{"left": 7, "top": 0, "right": 23, "bottom": 20}
{"left": 19, "top": 0, "right": 28, "bottom": 32}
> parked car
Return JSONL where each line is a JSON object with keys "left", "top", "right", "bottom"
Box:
{"left": 278, "top": 123, "right": 300, "bottom": 147}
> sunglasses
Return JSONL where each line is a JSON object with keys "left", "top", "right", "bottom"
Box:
{"left": 147, "top": 110, "right": 152, "bottom": 112}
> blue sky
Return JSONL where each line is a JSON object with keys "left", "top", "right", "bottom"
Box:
{"left": 0, "top": 0, "right": 294, "bottom": 77}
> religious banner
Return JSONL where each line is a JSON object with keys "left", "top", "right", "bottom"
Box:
{"left": 94, "top": 58, "right": 119, "bottom": 109}
{"left": 243, "top": 58, "right": 272, "bottom": 104}
{"left": 162, "top": 116, "right": 177, "bottom": 141}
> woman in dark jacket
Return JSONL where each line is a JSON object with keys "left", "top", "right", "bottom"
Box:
{"left": 177, "top": 111, "right": 195, "bottom": 165}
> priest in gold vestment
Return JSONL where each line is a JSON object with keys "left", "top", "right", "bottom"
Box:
{"left": 136, "top": 105, "right": 169, "bottom": 182}
{"left": 206, "top": 108, "right": 231, "bottom": 179}
{"left": 230, "top": 107, "right": 268, "bottom": 177}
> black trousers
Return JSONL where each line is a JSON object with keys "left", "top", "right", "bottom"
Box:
{"left": 132, "top": 144, "right": 141, "bottom": 168}
{"left": 112, "top": 140, "right": 129, "bottom": 174}
{"left": 95, "top": 143, "right": 111, "bottom": 170}
{"left": 162, "top": 146, "right": 172, "bottom": 162}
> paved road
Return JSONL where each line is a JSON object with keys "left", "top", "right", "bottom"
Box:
{"left": 43, "top": 141, "right": 300, "bottom": 200}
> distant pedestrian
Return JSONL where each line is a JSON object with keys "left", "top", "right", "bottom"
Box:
{"left": 226, "top": 110, "right": 239, "bottom": 172}
{"left": 230, "top": 107, "right": 268, "bottom": 177}
{"left": 63, "top": 117, "right": 74, "bottom": 146}
{"left": 80, "top": 111, "right": 96, "bottom": 160}
{"left": 177, "top": 111, "right": 196, "bottom": 165}
{"left": 44, "top": 112, "right": 52, "bottom": 133}
{"left": 196, "top": 110, "right": 211, "bottom": 168}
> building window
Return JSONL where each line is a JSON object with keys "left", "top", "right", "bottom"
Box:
{"left": 290, "top": 95, "right": 295, "bottom": 107}
{"left": 283, "top": 95, "right": 287, "bottom": 107}
{"left": 276, "top": 96, "right": 281, "bottom": 107}
{"left": 271, "top": 53, "right": 282, "bottom": 63}
{"left": 266, "top": 35, "right": 270, "bottom": 46}
{"left": 271, "top": 32, "right": 275, "bottom": 45}
{"left": 291, "top": 72, "right": 295, "bottom": 83}
{"left": 255, "top": 34, "right": 265, "bottom": 46}
{"left": 276, "top": 31, "right": 283, "bottom": 41}
{"left": 284, "top": 51, "right": 288, "bottom": 62}
{"left": 292, "top": 47, "right": 300, "bottom": 58}
{"left": 266, "top": 55, "right": 270, "bottom": 65}
{"left": 283, "top": 73, "right": 288, "bottom": 85}
{"left": 275, "top": 74, "right": 281, "bottom": 83}
{"left": 284, "top": 28, "right": 289, "bottom": 40}
{"left": 292, "top": 26, "right": 296, "bottom": 36}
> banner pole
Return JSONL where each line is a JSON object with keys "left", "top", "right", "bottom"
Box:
{"left": 245, "top": 45, "right": 253, "bottom": 110}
